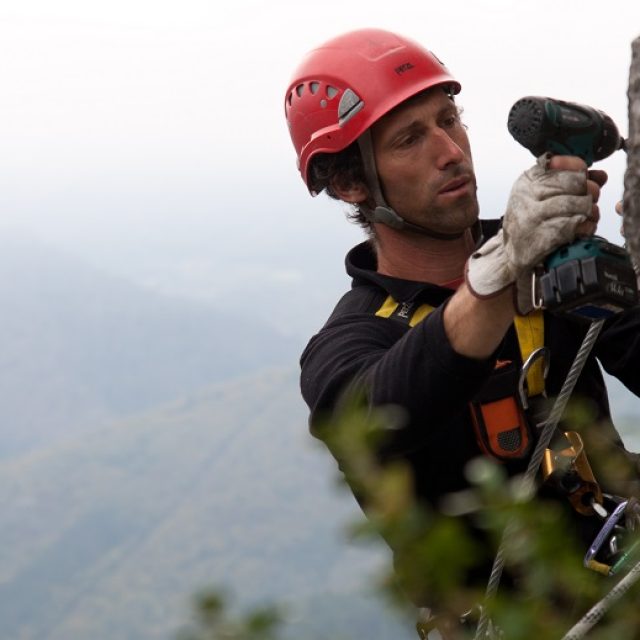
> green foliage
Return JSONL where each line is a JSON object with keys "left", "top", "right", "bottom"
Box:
{"left": 177, "top": 589, "right": 284, "bottom": 640}
{"left": 316, "top": 398, "right": 640, "bottom": 639}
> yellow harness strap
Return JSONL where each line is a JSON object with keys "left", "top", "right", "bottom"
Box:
{"left": 375, "top": 295, "right": 545, "bottom": 397}
{"left": 374, "top": 297, "right": 435, "bottom": 328}
{"left": 513, "top": 311, "right": 545, "bottom": 396}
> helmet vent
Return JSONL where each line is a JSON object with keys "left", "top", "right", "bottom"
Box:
{"left": 338, "top": 88, "right": 364, "bottom": 126}
{"left": 326, "top": 85, "right": 338, "bottom": 99}
{"left": 295, "top": 84, "right": 304, "bottom": 97}
{"left": 310, "top": 81, "right": 320, "bottom": 94}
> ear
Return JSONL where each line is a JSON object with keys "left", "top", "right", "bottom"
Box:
{"left": 330, "top": 176, "right": 369, "bottom": 204}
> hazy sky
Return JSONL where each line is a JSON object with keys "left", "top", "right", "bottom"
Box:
{"left": 1, "top": 0, "right": 639, "bottom": 329}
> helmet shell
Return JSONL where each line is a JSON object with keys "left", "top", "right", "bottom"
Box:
{"left": 284, "top": 28, "right": 461, "bottom": 191}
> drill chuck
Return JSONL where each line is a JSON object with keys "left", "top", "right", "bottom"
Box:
{"left": 507, "top": 96, "right": 623, "bottom": 166}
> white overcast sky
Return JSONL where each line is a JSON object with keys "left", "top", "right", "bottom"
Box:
{"left": 0, "top": 0, "right": 639, "bottom": 323}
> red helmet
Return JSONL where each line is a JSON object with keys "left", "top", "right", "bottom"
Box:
{"left": 284, "top": 28, "right": 461, "bottom": 193}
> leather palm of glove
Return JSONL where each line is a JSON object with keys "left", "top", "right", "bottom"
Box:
{"left": 513, "top": 271, "right": 539, "bottom": 316}
{"left": 466, "top": 154, "right": 593, "bottom": 314}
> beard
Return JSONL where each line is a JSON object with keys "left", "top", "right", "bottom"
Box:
{"left": 372, "top": 161, "right": 481, "bottom": 236}
{"left": 422, "top": 187, "right": 479, "bottom": 234}
{"left": 399, "top": 172, "right": 480, "bottom": 236}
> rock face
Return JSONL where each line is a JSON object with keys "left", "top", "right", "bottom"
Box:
{"left": 624, "top": 37, "right": 640, "bottom": 272}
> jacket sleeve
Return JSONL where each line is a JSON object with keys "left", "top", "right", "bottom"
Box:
{"left": 300, "top": 302, "right": 496, "bottom": 447}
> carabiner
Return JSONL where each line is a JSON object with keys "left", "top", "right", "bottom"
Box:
{"left": 518, "top": 346, "right": 550, "bottom": 409}
{"left": 531, "top": 269, "right": 545, "bottom": 311}
{"left": 584, "top": 499, "right": 628, "bottom": 575}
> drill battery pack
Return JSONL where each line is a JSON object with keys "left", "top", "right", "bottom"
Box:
{"left": 540, "top": 237, "right": 638, "bottom": 320}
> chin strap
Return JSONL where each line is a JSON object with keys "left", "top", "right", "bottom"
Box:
{"left": 357, "top": 129, "right": 466, "bottom": 240}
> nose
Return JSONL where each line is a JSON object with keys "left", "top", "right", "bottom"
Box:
{"left": 432, "top": 128, "right": 465, "bottom": 169}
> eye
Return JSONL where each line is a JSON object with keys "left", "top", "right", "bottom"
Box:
{"left": 393, "top": 127, "right": 425, "bottom": 149}
{"left": 442, "top": 112, "right": 461, "bottom": 128}
{"left": 399, "top": 133, "right": 420, "bottom": 147}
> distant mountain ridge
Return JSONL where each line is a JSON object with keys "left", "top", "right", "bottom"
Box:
{"left": 0, "top": 233, "right": 299, "bottom": 456}
{"left": 0, "top": 366, "right": 411, "bottom": 640}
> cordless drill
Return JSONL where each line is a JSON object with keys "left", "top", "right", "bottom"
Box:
{"left": 507, "top": 96, "right": 637, "bottom": 319}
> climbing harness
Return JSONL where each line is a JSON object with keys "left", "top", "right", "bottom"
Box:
{"left": 376, "top": 295, "right": 640, "bottom": 639}
{"left": 473, "top": 318, "right": 606, "bottom": 639}
{"left": 472, "top": 319, "right": 640, "bottom": 639}
{"left": 376, "top": 296, "right": 547, "bottom": 463}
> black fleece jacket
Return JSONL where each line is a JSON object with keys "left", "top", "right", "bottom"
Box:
{"left": 301, "top": 222, "right": 640, "bottom": 542}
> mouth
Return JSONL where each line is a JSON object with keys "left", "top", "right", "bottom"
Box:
{"left": 438, "top": 175, "right": 473, "bottom": 196}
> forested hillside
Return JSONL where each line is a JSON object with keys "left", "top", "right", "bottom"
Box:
{"left": 0, "top": 367, "right": 414, "bottom": 640}
{"left": 0, "top": 234, "right": 298, "bottom": 457}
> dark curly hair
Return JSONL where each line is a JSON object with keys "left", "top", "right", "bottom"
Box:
{"left": 307, "top": 140, "right": 372, "bottom": 234}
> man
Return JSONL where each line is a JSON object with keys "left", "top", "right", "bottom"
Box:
{"left": 285, "top": 28, "right": 640, "bottom": 634}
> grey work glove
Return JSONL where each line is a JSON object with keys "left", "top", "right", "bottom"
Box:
{"left": 466, "top": 154, "right": 592, "bottom": 307}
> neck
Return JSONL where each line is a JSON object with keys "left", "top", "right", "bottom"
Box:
{"left": 374, "top": 224, "right": 477, "bottom": 286}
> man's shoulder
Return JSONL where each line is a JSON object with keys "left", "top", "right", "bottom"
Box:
{"left": 301, "top": 282, "right": 403, "bottom": 357}
{"left": 328, "top": 284, "right": 388, "bottom": 321}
